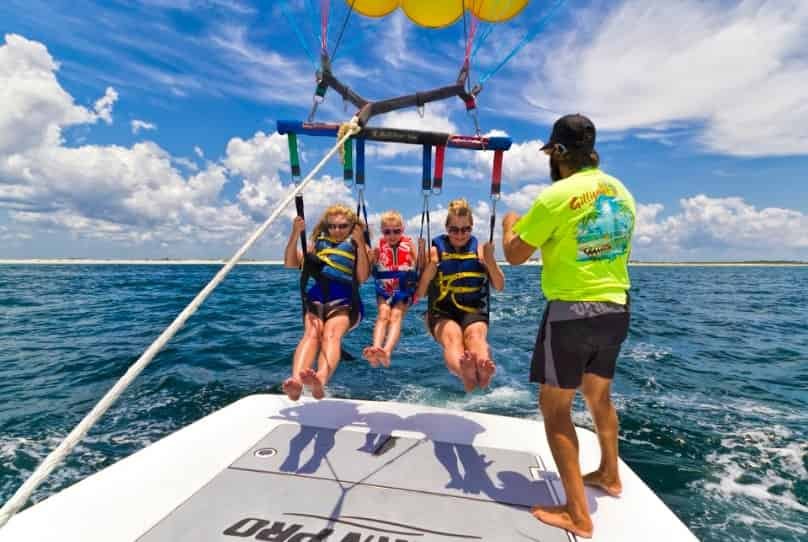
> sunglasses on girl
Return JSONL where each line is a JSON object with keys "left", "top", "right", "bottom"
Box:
{"left": 447, "top": 225, "right": 472, "bottom": 234}
{"left": 382, "top": 228, "right": 402, "bottom": 235}
{"left": 327, "top": 222, "right": 352, "bottom": 230}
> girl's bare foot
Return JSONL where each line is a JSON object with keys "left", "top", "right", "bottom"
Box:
{"left": 583, "top": 470, "right": 622, "bottom": 497}
{"left": 531, "top": 505, "right": 593, "bottom": 539}
{"left": 282, "top": 377, "right": 303, "bottom": 401}
{"left": 300, "top": 368, "right": 325, "bottom": 399}
{"left": 459, "top": 352, "right": 479, "bottom": 392}
{"left": 476, "top": 358, "right": 496, "bottom": 388}
{"left": 363, "top": 346, "right": 379, "bottom": 367}
{"left": 379, "top": 347, "right": 391, "bottom": 368}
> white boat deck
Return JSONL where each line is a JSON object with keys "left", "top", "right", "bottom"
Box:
{"left": 0, "top": 395, "right": 697, "bottom": 541}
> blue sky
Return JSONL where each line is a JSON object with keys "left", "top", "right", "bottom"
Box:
{"left": 1, "top": 0, "right": 807, "bottom": 261}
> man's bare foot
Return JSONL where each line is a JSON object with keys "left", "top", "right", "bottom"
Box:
{"left": 583, "top": 470, "right": 622, "bottom": 497}
{"left": 282, "top": 377, "right": 303, "bottom": 401}
{"left": 459, "top": 351, "right": 479, "bottom": 392}
{"left": 531, "top": 505, "right": 593, "bottom": 539}
{"left": 476, "top": 358, "right": 496, "bottom": 388}
{"left": 363, "top": 346, "right": 379, "bottom": 367}
{"left": 300, "top": 368, "right": 325, "bottom": 399}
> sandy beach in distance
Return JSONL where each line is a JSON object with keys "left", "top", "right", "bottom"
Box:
{"left": 0, "top": 259, "right": 806, "bottom": 267}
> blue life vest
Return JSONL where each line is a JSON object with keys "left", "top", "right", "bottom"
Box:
{"left": 299, "top": 234, "right": 361, "bottom": 331}
{"left": 428, "top": 234, "right": 488, "bottom": 314}
{"left": 314, "top": 235, "right": 355, "bottom": 284}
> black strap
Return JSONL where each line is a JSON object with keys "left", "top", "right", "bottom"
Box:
{"left": 356, "top": 191, "right": 371, "bottom": 246}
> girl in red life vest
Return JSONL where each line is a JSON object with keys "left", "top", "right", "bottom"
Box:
{"left": 363, "top": 210, "right": 425, "bottom": 367}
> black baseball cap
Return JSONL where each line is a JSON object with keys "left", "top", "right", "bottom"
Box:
{"left": 540, "top": 114, "right": 596, "bottom": 152}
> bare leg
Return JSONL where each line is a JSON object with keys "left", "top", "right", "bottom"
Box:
{"left": 434, "top": 319, "right": 478, "bottom": 392}
{"left": 301, "top": 312, "right": 350, "bottom": 399}
{"left": 380, "top": 302, "right": 408, "bottom": 366}
{"left": 531, "top": 384, "right": 594, "bottom": 538}
{"left": 463, "top": 322, "right": 496, "bottom": 388}
{"left": 580, "top": 373, "right": 622, "bottom": 496}
{"left": 365, "top": 301, "right": 391, "bottom": 367}
{"left": 284, "top": 313, "right": 322, "bottom": 401}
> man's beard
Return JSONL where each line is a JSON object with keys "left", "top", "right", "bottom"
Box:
{"left": 550, "top": 155, "right": 562, "bottom": 182}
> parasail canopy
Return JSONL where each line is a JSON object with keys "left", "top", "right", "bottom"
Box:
{"left": 347, "top": 0, "right": 530, "bottom": 28}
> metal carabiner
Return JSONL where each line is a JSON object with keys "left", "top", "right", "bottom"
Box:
{"left": 308, "top": 94, "right": 324, "bottom": 123}
{"left": 469, "top": 108, "right": 481, "bottom": 137}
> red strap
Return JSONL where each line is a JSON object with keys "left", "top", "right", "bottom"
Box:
{"left": 464, "top": 15, "right": 479, "bottom": 65}
{"left": 491, "top": 150, "right": 503, "bottom": 196}
{"left": 433, "top": 145, "right": 446, "bottom": 190}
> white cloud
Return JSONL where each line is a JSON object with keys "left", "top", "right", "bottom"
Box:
{"left": 131, "top": 119, "right": 157, "bottom": 134}
{"left": 194, "top": 145, "right": 204, "bottom": 158}
{"left": 172, "top": 156, "right": 198, "bottom": 171}
{"left": 501, "top": 183, "right": 550, "bottom": 212}
{"left": 224, "top": 130, "right": 289, "bottom": 179}
{"left": 225, "top": 130, "right": 356, "bottom": 238}
{"left": 518, "top": 0, "right": 808, "bottom": 157}
{"left": 471, "top": 130, "right": 550, "bottom": 184}
{"left": 0, "top": 34, "right": 109, "bottom": 154}
{"left": 634, "top": 195, "right": 808, "bottom": 260}
{"left": 0, "top": 34, "right": 258, "bottom": 249}
{"left": 93, "top": 87, "right": 118, "bottom": 124}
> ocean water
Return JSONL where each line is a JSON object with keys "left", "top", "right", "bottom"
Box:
{"left": 0, "top": 264, "right": 806, "bottom": 541}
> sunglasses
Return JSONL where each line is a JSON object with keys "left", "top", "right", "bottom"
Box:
{"left": 447, "top": 225, "right": 472, "bottom": 234}
{"left": 382, "top": 228, "right": 402, "bottom": 235}
{"left": 327, "top": 223, "right": 352, "bottom": 230}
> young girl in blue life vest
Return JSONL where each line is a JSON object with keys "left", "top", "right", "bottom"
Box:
{"left": 415, "top": 198, "right": 505, "bottom": 392}
{"left": 282, "top": 204, "right": 370, "bottom": 400}
{"left": 363, "top": 210, "right": 426, "bottom": 367}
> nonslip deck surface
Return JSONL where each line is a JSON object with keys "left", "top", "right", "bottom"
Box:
{"left": 137, "top": 423, "right": 570, "bottom": 542}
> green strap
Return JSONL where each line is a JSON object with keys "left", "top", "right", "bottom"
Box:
{"left": 343, "top": 138, "right": 353, "bottom": 182}
{"left": 287, "top": 133, "right": 301, "bottom": 178}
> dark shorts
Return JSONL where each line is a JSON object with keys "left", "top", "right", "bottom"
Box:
{"left": 377, "top": 292, "right": 413, "bottom": 307}
{"left": 306, "top": 283, "right": 364, "bottom": 331}
{"left": 425, "top": 306, "right": 488, "bottom": 339}
{"left": 530, "top": 301, "right": 630, "bottom": 389}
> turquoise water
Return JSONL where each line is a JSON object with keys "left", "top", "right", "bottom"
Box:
{"left": 1, "top": 264, "right": 806, "bottom": 541}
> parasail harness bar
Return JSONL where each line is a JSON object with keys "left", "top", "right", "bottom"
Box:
{"left": 277, "top": 121, "right": 511, "bottom": 150}
{"left": 311, "top": 54, "right": 480, "bottom": 126}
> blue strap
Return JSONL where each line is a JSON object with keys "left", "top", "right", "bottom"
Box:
{"left": 471, "top": 23, "right": 496, "bottom": 62}
{"left": 422, "top": 145, "right": 432, "bottom": 191}
{"left": 478, "top": 0, "right": 566, "bottom": 86}
{"left": 356, "top": 138, "right": 365, "bottom": 186}
{"left": 280, "top": 1, "right": 318, "bottom": 71}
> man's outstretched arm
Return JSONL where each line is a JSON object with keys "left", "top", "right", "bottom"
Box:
{"left": 502, "top": 212, "right": 537, "bottom": 265}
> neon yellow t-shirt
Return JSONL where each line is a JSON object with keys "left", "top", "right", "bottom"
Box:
{"left": 513, "top": 168, "right": 635, "bottom": 304}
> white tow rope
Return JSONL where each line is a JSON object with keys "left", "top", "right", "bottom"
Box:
{"left": 0, "top": 118, "right": 362, "bottom": 529}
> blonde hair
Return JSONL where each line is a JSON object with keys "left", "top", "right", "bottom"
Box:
{"left": 445, "top": 198, "right": 473, "bottom": 226}
{"left": 379, "top": 210, "right": 404, "bottom": 229}
{"left": 311, "top": 203, "right": 359, "bottom": 241}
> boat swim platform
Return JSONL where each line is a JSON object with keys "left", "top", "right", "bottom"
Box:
{"left": 0, "top": 395, "right": 696, "bottom": 541}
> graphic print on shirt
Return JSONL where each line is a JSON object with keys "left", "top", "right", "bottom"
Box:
{"left": 576, "top": 189, "right": 634, "bottom": 262}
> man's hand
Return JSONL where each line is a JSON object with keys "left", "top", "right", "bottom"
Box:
{"left": 502, "top": 211, "right": 520, "bottom": 233}
{"left": 501, "top": 211, "right": 535, "bottom": 265}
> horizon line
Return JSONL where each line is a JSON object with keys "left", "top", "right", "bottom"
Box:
{"left": 1, "top": 259, "right": 806, "bottom": 267}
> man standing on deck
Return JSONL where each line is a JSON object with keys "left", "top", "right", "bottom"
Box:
{"left": 502, "top": 114, "right": 635, "bottom": 539}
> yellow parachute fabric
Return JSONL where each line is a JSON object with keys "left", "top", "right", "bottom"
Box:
{"left": 347, "top": 0, "right": 530, "bottom": 28}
